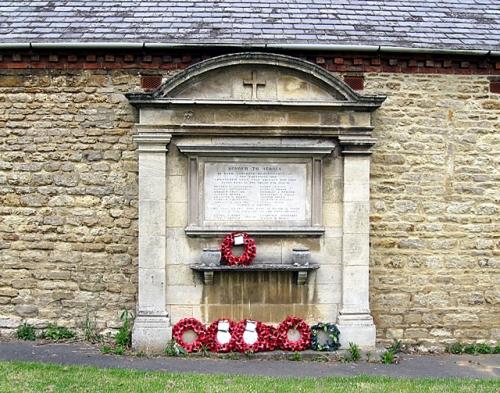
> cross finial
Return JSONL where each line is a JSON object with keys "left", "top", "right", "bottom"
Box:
{"left": 243, "top": 71, "right": 266, "bottom": 99}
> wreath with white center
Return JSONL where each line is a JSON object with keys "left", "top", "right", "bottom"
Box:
{"left": 233, "top": 320, "right": 275, "bottom": 353}
{"left": 172, "top": 318, "right": 207, "bottom": 353}
{"left": 277, "top": 316, "right": 311, "bottom": 351}
{"left": 220, "top": 232, "right": 257, "bottom": 266}
{"left": 205, "top": 318, "right": 237, "bottom": 353}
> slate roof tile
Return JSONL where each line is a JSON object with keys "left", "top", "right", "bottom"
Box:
{"left": 0, "top": 1, "right": 498, "bottom": 51}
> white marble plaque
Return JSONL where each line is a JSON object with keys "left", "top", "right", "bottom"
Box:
{"left": 204, "top": 162, "right": 307, "bottom": 222}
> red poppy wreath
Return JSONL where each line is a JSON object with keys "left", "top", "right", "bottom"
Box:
{"left": 205, "top": 318, "right": 237, "bottom": 353}
{"left": 220, "top": 232, "right": 257, "bottom": 266}
{"left": 233, "top": 319, "right": 274, "bottom": 353}
{"left": 264, "top": 324, "right": 279, "bottom": 352}
{"left": 277, "top": 316, "right": 311, "bottom": 351}
{"left": 172, "top": 318, "right": 207, "bottom": 353}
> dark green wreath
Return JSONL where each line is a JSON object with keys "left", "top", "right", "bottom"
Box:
{"left": 310, "top": 322, "right": 340, "bottom": 351}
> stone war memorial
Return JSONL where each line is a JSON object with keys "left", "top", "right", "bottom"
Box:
{"left": 0, "top": 1, "right": 499, "bottom": 354}
{"left": 127, "top": 53, "right": 385, "bottom": 350}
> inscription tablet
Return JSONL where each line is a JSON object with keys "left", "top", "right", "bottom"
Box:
{"left": 204, "top": 162, "right": 307, "bottom": 222}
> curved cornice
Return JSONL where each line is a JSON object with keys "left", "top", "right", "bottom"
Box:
{"left": 126, "top": 52, "right": 385, "bottom": 109}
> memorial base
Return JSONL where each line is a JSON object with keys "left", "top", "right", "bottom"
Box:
{"left": 132, "top": 314, "right": 172, "bottom": 353}
{"left": 337, "top": 313, "right": 376, "bottom": 349}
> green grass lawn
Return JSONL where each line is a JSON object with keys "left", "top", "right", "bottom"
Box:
{"left": 0, "top": 361, "right": 498, "bottom": 393}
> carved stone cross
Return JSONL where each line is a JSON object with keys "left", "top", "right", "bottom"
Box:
{"left": 243, "top": 71, "right": 266, "bottom": 99}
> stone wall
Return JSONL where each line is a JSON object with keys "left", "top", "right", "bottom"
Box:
{"left": 0, "top": 69, "right": 142, "bottom": 333}
{"left": 0, "top": 55, "right": 498, "bottom": 346}
{"left": 365, "top": 74, "right": 499, "bottom": 347}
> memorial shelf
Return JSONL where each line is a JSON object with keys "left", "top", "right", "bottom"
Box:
{"left": 190, "top": 263, "right": 320, "bottom": 285}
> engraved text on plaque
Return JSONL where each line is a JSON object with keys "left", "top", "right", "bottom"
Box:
{"left": 204, "top": 162, "right": 307, "bottom": 222}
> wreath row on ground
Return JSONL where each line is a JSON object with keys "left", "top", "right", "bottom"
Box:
{"left": 172, "top": 316, "right": 340, "bottom": 353}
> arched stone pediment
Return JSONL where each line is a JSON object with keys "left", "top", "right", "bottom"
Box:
{"left": 127, "top": 52, "right": 385, "bottom": 109}
{"left": 157, "top": 53, "right": 353, "bottom": 102}
{"left": 127, "top": 52, "right": 386, "bottom": 140}
{"left": 163, "top": 63, "right": 345, "bottom": 102}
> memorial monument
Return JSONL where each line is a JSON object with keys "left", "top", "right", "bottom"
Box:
{"left": 126, "top": 52, "right": 385, "bottom": 351}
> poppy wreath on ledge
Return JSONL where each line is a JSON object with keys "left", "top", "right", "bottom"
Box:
{"left": 172, "top": 318, "right": 207, "bottom": 353}
{"left": 310, "top": 322, "right": 341, "bottom": 351}
{"left": 206, "top": 318, "right": 237, "bottom": 353}
{"left": 277, "top": 316, "right": 311, "bottom": 351}
{"left": 233, "top": 320, "right": 274, "bottom": 353}
{"left": 220, "top": 232, "right": 257, "bottom": 266}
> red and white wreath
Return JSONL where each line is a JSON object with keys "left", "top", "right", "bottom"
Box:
{"left": 205, "top": 318, "right": 237, "bottom": 353}
{"left": 263, "top": 324, "right": 279, "bottom": 352}
{"left": 233, "top": 320, "right": 275, "bottom": 353}
{"left": 172, "top": 318, "right": 207, "bottom": 353}
{"left": 277, "top": 316, "right": 311, "bottom": 351}
{"left": 220, "top": 232, "right": 257, "bottom": 266}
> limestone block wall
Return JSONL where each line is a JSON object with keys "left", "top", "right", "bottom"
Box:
{"left": 0, "top": 69, "right": 141, "bottom": 333}
{"left": 365, "top": 74, "right": 499, "bottom": 347}
{"left": 0, "top": 55, "right": 498, "bottom": 346}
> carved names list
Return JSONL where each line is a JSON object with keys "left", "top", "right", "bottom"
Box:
{"left": 204, "top": 162, "right": 307, "bottom": 222}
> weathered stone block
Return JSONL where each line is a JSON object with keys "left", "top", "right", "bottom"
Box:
{"left": 405, "top": 328, "right": 429, "bottom": 339}
{"left": 14, "top": 304, "right": 39, "bottom": 317}
{"left": 165, "top": 202, "right": 187, "bottom": 227}
{"left": 323, "top": 203, "right": 342, "bottom": 227}
{"left": 166, "top": 175, "right": 187, "bottom": 203}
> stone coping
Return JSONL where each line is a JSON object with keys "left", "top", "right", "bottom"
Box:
{"left": 190, "top": 263, "right": 320, "bottom": 271}
{"left": 190, "top": 263, "right": 320, "bottom": 285}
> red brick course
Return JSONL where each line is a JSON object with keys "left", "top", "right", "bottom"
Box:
{"left": 0, "top": 50, "right": 498, "bottom": 75}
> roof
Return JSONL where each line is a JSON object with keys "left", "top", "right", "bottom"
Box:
{"left": 1, "top": 1, "right": 499, "bottom": 52}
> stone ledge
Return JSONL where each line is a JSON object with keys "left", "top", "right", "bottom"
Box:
{"left": 190, "top": 263, "right": 320, "bottom": 285}
{"left": 185, "top": 227, "right": 325, "bottom": 237}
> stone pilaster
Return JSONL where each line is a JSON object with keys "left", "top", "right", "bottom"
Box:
{"left": 132, "top": 132, "right": 172, "bottom": 352}
{"left": 337, "top": 136, "right": 377, "bottom": 348}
